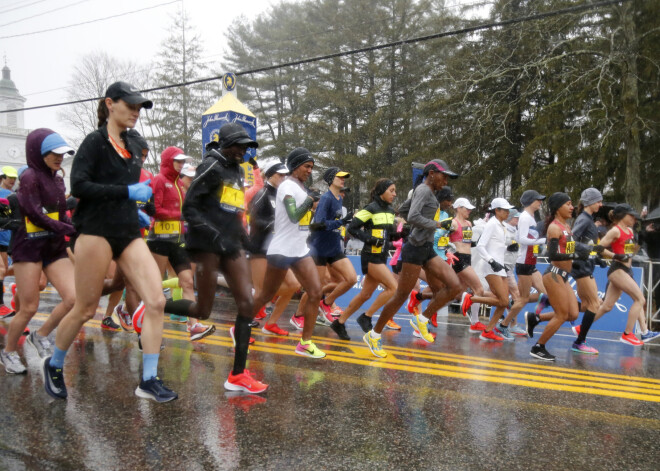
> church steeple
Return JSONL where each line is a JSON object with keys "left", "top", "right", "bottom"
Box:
{"left": 0, "top": 62, "right": 26, "bottom": 129}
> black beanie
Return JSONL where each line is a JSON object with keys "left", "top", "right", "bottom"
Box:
{"left": 547, "top": 192, "right": 571, "bottom": 213}
{"left": 286, "top": 147, "right": 314, "bottom": 171}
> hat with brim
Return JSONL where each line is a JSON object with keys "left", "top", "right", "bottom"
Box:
{"left": 453, "top": 197, "right": 475, "bottom": 209}
{"left": 613, "top": 203, "right": 639, "bottom": 219}
{"left": 423, "top": 159, "right": 459, "bottom": 179}
{"left": 41, "top": 132, "right": 74, "bottom": 156}
{"left": 105, "top": 81, "right": 153, "bottom": 109}
{"left": 173, "top": 154, "right": 193, "bottom": 162}
{"left": 520, "top": 189, "right": 546, "bottom": 207}
{"left": 489, "top": 197, "right": 515, "bottom": 210}
{"left": 218, "top": 123, "right": 258, "bottom": 149}
{"left": 1, "top": 166, "right": 18, "bottom": 178}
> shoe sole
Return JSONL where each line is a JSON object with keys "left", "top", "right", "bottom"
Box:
{"left": 261, "top": 327, "right": 289, "bottom": 336}
{"left": 620, "top": 338, "right": 643, "bottom": 347}
{"left": 135, "top": 387, "right": 178, "bottom": 403}
{"left": 294, "top": 348, "right": 326, "bottom": 359}
{"left": 469, "top": 328, "right": 483, "bottom": 334}
{"left": 190, "top": 325, "right": 216, "bottom": 341}
{"left": 41, "top": 357, "right": 66, "bottom": 398}
{"left": 410, "top": 320, "right": 435, "bottom": 343}
{"left": 479, "top": 335, "right": 503, "bottom": 342}
{"left": 223, "top": 379, "right": 268, "bottom": 394}
{"left": 384, "top": 323, "right": 401, "bottom": 330}
{"left": 362, "top": 334, "right": 387, "bottom": 358}
{"left": 529, "top": 351, "right": 556, "bottom": 361}
{"left": 571, "top": 347, "right": 598, "bottom": 355}
{"left": 101, "top": 324, "right": 121, "bottom": 331}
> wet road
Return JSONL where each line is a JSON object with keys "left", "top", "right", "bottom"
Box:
{"left": 1, "top": 286, "right": 659, "bottom": 470}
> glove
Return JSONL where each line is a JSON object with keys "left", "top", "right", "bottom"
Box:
{"left": 506, "top": 242, "right": 519, "bottom": 252}
{"left": 439, "top": 217, "right": 453, "bottom": 231}
{"left": 400, "top": 224, "right": 411, "bottom": 238}
{"left": 309, "top": 192, "right": 321, "bottom": 203}
{"left": 596, "top": 257, "right": 608, "bottom": 268}
{"left": 613, "top": 253, "right": 632, "bottom": 262}
{"left": 340, "top": 211, "right": 354, "bottom": 225}
{"left": 488, "top": 259, "right": 505, "bottom": 272}
{"left": 128, "top": 180, "right": 152, "bottom": 202}
{"left": 248, "top": 157, "right": 258, "bottom": 169}
{"left": 309, "top": 222, "right": 326, "bottom": 232}
{"left": 369, "top": 237, "right": 384, "bottom": 248}
{"left": 446, "top": 252, "right": 458, "bottom": 266}
{"left": 574, "top": 243, "right": 591, "bottom": 261}
{"left": 138, "top": 210, "right": 151, "bottom": 228}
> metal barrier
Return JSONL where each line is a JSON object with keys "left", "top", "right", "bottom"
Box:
{"left": 641, "top": 260, "right": 660, "bottom": 327}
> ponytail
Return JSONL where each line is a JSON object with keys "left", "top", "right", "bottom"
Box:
{"left": 542, "top": 209, "right": 556, "bottom": 237}
{"left": 608, "top": 209, "right": 622, "bottom": 224}
{"left": 97, "top": 98, "right": 110, "bottom": 128}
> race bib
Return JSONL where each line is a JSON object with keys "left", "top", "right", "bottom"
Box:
{"left": 25, "top": 212, "right": 59, "bottom": 239}
{"left": 372, "top": 229, "right": 384, "bottom": 254}
{"left": 462, "top": 228, "right": 472, "bottom": 242}
{"left": 566, "top": 241, "right": 575, "bottom": 254}
{"left": 533, "top": 245, "right": 539, "bottom": 254}
{"left": 340, "top": 226, "right": 346, "bottom": 238}
{"left": 154, "top": 220, "right": 181, "bottom": 237}
{"left": 218, "top": 185, "right": 245, "bottom": 213}
{"left": 299, "top": 211, "right": 312, "bottom": 231}
{"left": 624, "top": 243, "right": 634, "bottom": 255}
{"left": 437, "top": 236, "right": 449, "bottom": 248}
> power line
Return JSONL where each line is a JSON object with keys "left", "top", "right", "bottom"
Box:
{"left": 0, "top": 0, "right": 94, "bottom": 28}
{"left": 0, "top": 0, "right": 180, "bottom": 39}
{"left": 0, "top": 0, "right": 49, "bottom": 15}
{"left": 1, "top": 0, "right": 629, "bottom": 114}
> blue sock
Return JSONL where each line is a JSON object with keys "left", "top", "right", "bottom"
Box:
{"left": 142, "top": 353, "right": 159, "bottom": 381}
{"left": 49, "top": 347, "right": 67, "bottom": 369}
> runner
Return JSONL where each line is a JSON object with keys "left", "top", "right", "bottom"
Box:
{"left": 331, "top": 178, "right": 404, "bottom": 340}
{"left": 0, "top": 130, "right": 76, "bottom": 374}
{"left": 529, "top": 192, "right": 590, "bottom": 360}
{"left": 590, "top": 204, "right": 660, "bottom": 345}
{"left": 463, "top": 198, "right": 516, "bottom": 341}
{"left": 42, "top": 82, "right": 177, "bottom": 402}
{"left": 0, "top": 166, "right": 18, "bottom": 318}
{"left": 251, "top": 147, "right": 326, "bottom": 359}
{"left": 363, "top": 159, "right": 462, "bottom": 358}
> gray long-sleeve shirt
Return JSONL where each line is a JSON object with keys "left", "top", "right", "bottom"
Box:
{"left": 408, "top": 184, "right": 440, "bottom": 246}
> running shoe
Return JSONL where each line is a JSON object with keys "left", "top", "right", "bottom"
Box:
{"left": 255, "top": 306, "right": 267, "bottom": 320}
{"left": 509, "top": 324, "right": 528, "bottom": 336}
{"left": 188, "top": 322, "right": 216, "bottom": 341}
{"left": 132, "top": 301, "right": 146, "bottom": 335}
{"left": 460, "top": 292, "right": 473, "bottom": 317}
{"left": 26, "top": 332, "right": 53, "bottom": 359}
{"left": 469, "top": 321, "right": 486, "bottom": 334}
{"left": 262, "top": 323, "right": 289, "bottom": 336}
{"left": 42, "top": 357, "right": 66, "bottom": 398}
{"left": 430, "top": 312, "right": 438, "bottom": 328}
{"left": 229, "top": 326, "right": 255, "bottom": 347}
{"left": 135, "top": 377, "right": 178, "bottom": 403}
{"left": 10, "top": 282, "right": 16, "bottom": 311}
{"left": 356, "top": 313, "right": 373, "bottom": 333}
{"left": 0, "top": 350, "right": 26, "bottom": 374}
{"left": 480, "top": 329, "right": 504, "bottom": 341}
{"left": 525, "top": 311, "right": 539, "bottom": 338}
{"left": 363, "top": 331, "right": 387, "bottom": 358}
{"left": 265, "top": 304, "right": 275, "bottom": 316}
{"left": 641, "top": 331, "right": 660, "bottom": 343}
{"left": 620, "top": 332, "right": 643, "bottom": 346}
{"left": 385, "top": 319, "right": 401, "bottom": 331}
{"left": 101, "top": 315, "right": 121, "bottom": 331}
{"left": 495, "top": 323, "right": 514, "bottom": 341}
{"left": 571, "top": 341, "right": 598, "bottom": 355}
{"left": 295, "top": 340, "right": 326, "bottom": 359}
{"left": 534, "top": 293, "right": 549, "bottom": 316}
{"left": 115, "top": 303, "right": 134, "bottom": 332}
{"left": 224, "top": 369, "right": 268, "bottom": 394}
{"left": 319, "top": 299, "right": 333, "bottom": 317}
{"left": 289, "top": 314, "right": 304, "bottom": 330}
{"left": 530, "top": 344, "right": 556, "bottom": 361}
{"left": 407, "top": 290, "right": 421, "bottom": 314}
{"left": 330, "top": 319, "right": 350, "bottom": 340}
{"left": 317, "top": 309, "right": 334, "bottom": 326}
{"left": 571, "top": 324, "right": 581, "bottom": 337}
{"left": 169, "top": 314, "right": 188, "bottom": 323}
{"left": 410, "top": 316, "right": 434, "bottom": 343}
{"left": 332, "top": 306, "right": 344, "bottom": 318}
{"left": 0, "top": 304, "right": 15, "bottom": 319}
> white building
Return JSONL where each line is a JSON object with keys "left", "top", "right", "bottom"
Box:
{"left": 0, "top": 65, "right": 29, "bottom": 171}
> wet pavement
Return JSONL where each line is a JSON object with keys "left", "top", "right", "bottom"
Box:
{"left": 1, "top": 285, "right": 659, "bottom": 470}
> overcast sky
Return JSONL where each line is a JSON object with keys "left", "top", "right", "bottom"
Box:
{"left": 1, "top": 0, "right": 484, "bottom": 141}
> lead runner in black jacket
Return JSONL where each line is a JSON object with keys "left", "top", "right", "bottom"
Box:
{"left": 330, "top": 179, "right": 405, "bottom": 341}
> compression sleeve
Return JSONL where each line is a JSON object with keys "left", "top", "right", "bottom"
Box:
{"left": 547, "top": 238, "right": 574, "bottom": 261}
{"left": 284, "top": 195, "right": 313, "bottom": 223}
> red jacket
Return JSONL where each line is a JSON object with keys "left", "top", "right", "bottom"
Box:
{"left": 150, "top": 146, "right": 185, "bottom": 221}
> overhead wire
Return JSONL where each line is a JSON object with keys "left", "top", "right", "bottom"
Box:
{"left": 0, "top": 0, "right": 94, "bottom": 28}
{"left": 1, "top": 0, "right": 629, "bottom": 114}
{"left": 0, "top": 0, "right": 49, "bottom": 15}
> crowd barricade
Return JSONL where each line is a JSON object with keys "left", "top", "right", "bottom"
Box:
{"left": 642, "top": 260, "right": 660, "bottom": 328}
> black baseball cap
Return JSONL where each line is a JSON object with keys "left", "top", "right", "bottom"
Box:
{"left": 218, "top": 123, "right": 258, "bottom": 149}
{"left": 423, "top": 159, "right": 459, "bottom": 179}
{"left": 105, "top": 81, "right": 153, "bottom": 109}
{"left": 520, "top": 189, "right": 546, "bottom": 207}
{"left": 613, "top": 203, "right": 639, "bottom": 219}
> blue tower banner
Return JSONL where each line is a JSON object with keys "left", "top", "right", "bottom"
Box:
{"left": 201, "top": 92, "right": 257, "bottom": 162}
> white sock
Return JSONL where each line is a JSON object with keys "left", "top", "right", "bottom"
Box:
{"left": 370, "top": 330, "right": 381, "bottom": 339}
{"left": 470, "top": 303, "right": 481, "bottom": 325}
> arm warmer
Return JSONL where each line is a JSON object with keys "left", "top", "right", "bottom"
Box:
{"left": 284, "top": 196, "right": 314, "bottom": 223}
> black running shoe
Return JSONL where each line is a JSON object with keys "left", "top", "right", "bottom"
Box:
{"left": 42, "top": 357, "right": 67, "bottom": 399}
{"left": 331, "top": 319, "right": 350, "bottom": 341}
{"left": 356, "top": 313, "right": 373, "bottom": 333}
{"left": 135, "top": 377, "right": 178, "bottom": 403}
{"left": 530, "top": 344, "right": 556, "bottom": 361}
{"left": 525, "top": 311, "right": 539, "bottom": 338}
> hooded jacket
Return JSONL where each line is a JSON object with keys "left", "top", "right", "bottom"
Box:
{"left": 13, "top": 128, "right": 74, "bottom": 260}
{"left": 183, "top": 148, "right": 247, "bottom": 255}
{"left": 148, "top": 146, "right": 185, "bottom": 242}
{"left": 348, "top": 196, "right": 397, "bottom": 261}
{"left": 71, "top": 124, "right": 143, "bottom": 238}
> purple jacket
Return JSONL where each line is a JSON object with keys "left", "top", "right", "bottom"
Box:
{"left": 13, "top": 129, "right": 74, "bottom": 261}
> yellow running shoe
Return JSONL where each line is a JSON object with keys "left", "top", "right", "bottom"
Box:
{"left": 410, "top": 316, "right": 435, "bottom": 343}
{"left": 295, "top": 340, "right": 326, "bottom": 359}
{"left": 363, "top": 331, "right": 388, "bottom": 358}
{"left": 385, "top": 319, "right": 401, "bottom": 330}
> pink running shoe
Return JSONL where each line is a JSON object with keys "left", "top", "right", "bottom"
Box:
{"left": 131, "top": 302, "right": 146, "bottom": 335}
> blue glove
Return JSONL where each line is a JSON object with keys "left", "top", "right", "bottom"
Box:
{"left": 138, "top": 210, "right": 151, "bottom": 228}
{"left": 128, "top": 179, "right": 152, "bottom": 202}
